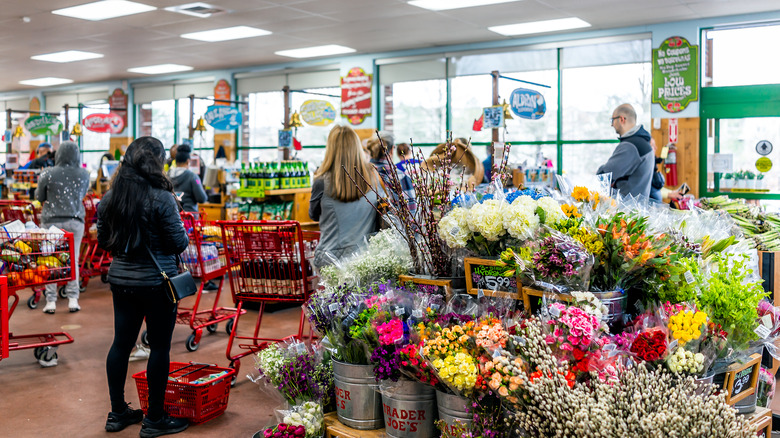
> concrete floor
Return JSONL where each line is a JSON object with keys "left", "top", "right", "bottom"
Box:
{"left": 0, "top": 278, "right": 307, "bottom": 438}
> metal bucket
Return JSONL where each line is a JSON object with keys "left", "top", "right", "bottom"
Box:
{"left": 590, "top": 290, "right": 627, "bottom": 330}
{"left": 734, "top": 377, "right": 760, "bottom": 414}
{"left": 332, "top": 360, "right": 384, "bottom": 430}
{"left": 693, "top": 372, "right": 715, "bottom": 396}
{"left": 381, "top": 379, "right": 438, "bottom": 438}
{"left": 436, "top": 390, "right": 471, "bottom": 437}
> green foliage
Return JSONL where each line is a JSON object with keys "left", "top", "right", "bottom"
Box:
{"left": 655, "top": 256, "right": 703, "bottom": 304}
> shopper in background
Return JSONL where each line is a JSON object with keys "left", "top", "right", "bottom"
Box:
{"left": 395, "top": 142, "right": 419, "bottom": 172}
{"left": 649, "top": 138, "right": 664, "bottom": 202}
{"left": 164, "top": 144, "right": 177, "bottom": 172}
{"left": 35, "top": 141, "right": 90, "bottom": 320}
{"left": 366, "top": 131, "right": 417, "bottom": 216}
{"left": 97, "top": 136, "right": 190, "bottom": 437}
{"left": 309, "top": 125, "right": 382, "bottom": 270}
{"left": 598, "top": 103, "right": 655, "bottom": 198}
{"left": 168, "top": 144, "right": 207, "bottom": 213}
{"left": 22, "top": 142, "right": 55, "bottom": 169}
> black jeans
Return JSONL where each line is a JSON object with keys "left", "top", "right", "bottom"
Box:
{"left": 106, "top": 284, "right": 177, "bottom": 421}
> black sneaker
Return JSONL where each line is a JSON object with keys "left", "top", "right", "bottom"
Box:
{"left": 139, "top": 414, "right": 189, "bottom": 438}
{"left": 203, "top": 280, "right": 219, "bottom": 291}
{"left": 105, "top": 403, "right": 143, "bottom": 432}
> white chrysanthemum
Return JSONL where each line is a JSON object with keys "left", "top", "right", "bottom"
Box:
{"left": 438, "top": 207, "right": 471, "bottom": 248}
{"left": 536, "top": 197, "right": 564, "bottom": 224}
{"left": 501, "top": 202, "right": 539, "bottom": 240}
{"left": 467, "top": 200, "right": 506, "bottom": 241}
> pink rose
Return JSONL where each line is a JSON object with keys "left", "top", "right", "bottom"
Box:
{"left": 560, "top": 343, "right": 574, "bottom": 351}
{"left": 553, "top": 328, "right": 563, "bottom": 338}
{"left": 567, "top": 335, "right": 580, "bottom": 346}
{"left": 545, "top": 335, "right": 555, "bottom": 344}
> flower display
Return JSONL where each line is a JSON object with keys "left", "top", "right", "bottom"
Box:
{"left": 438, "top": 206, "right": 471, "bottom": 248}
{"left": 561, "top": 203, "right": 581, "bottom": 219}
{"left": 467, "top": 199, "right": 506, "bottom": 242}
{"left": 666, "top": 347, "right": 705, "bottom": 374}
{"left": 531, "top": 233, "right": 592, "bottom": 289}
{"left": 629, "top": 330, "right": 667, "bottom": 362}
{"left": 501, "top": 200, "right": 539, "bottom": 240}
{"left": 474, "top": 318, "right": 509, "bottom": 350}
{"left": 282, "top": 401, "right": 323, "bottom": 438}
{"left": 668, "top": 309, "right": 707, "bottom": 345}
{"left": 262, "top": 423, "right": 305, "bottom": 438}
{"left": 257, "top": 343, "right": 285, "bottom": 386}
{"left": 431, "top": 352, "right": 478, "bottom": 393}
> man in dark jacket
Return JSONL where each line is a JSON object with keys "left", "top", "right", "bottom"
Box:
{"left": 597, "top": 104, "right": 655, "bottom": 198}
{"left": 35, "top": 141, "right": 90, "bottom": 318}
{"left": 168, "top": 144, "right": 207, "bottom": 213}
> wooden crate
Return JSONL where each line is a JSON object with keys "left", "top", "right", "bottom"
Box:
{"left": 463, "top": 257, "right": 520, "bottom": 300}
{"left": 723, "top": 353, "right": 762, "bottom": 405}
{"left": 744, "top": 406, "right": 772, "bottom": 438}
{"left": 398, "top": 275, "right": 454, "bottom": 298}
{"left": 323, "top": 412, "right": 385, "bottom": 438}
{"left": 521, "top": 286, "right": 573, "bottom": 313}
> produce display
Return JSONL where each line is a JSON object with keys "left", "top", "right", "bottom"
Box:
{"left": 0, "top": 220, "right": 73, "bottom": 288}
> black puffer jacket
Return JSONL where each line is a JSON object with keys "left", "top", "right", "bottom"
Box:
{"left": 97, "top": 188, "right": 189, "bottom": 287}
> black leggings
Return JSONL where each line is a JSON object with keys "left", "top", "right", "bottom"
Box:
{"left": 106, "top": 284, "right": 177, "bottom": 421}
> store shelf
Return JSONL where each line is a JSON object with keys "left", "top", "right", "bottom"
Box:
{"left": 264, "top": 188, "right": 311, "bottom": 196}
{"left": 299, "top": 221, "right": 318, "bottom": 227}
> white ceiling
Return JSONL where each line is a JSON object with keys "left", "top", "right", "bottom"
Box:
{"left": 1, "top": 0, "right": 779, "bottom": 93}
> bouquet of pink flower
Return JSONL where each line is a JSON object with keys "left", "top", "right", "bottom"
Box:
{"left": 261, "top": 423, "right": 305, "bottom": 438}
{"left": 542, "top": 300, "right": 605, "bottom": 374}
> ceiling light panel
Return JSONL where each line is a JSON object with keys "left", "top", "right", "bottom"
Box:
{"left": 408, "top": 0, "right": 521, "bottom": 11}
{"left": 52, "top": 0, "right": 156, "bottom": 21}
{"left": 31, "top": 50, "right": 104, "bottom": 63}
{"left": 275, "top": 45, "right": 356, "bottom": 59}
{"left": 181, "top": 26, "right": 271, "bottom": 42}
{"left": 19, "top": 77, "right": 74, "bottom": 87}
{"left": 488, "top": 17, "right": 591, "bottom": 36}
{"left": 127, "top": 64, "right": 193, "bottom": 74}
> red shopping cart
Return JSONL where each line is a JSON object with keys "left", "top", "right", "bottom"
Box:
{"left": 0, "top": 225, "right": 76, "bottom": 364}
{"left": 148, "top": 212, "right": 244, "bottom": 352}
{"left": 218, "top": 220, "right": 318, "bottom": 379}
{"left": 0, "top": 200, "right": 40, "bottom": 224}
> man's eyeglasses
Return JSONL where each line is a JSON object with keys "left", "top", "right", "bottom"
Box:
{"left": 609, "top": 116, "right": 621, "bottom": 125}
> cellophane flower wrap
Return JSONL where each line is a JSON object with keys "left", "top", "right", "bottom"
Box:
{"left": 540, "top": 294, "right": 606, "bottom": 376}
{"left": 660, "top": 302, "right": 710, "bottom": 376}
{"left": 527, "top": 229, "right": 594, "bottom": 293}
{"left": 261, "top": 422, "right": 305, "bottom": 438}
{"left": 628, "top": 311, "right": 669, "bottom": 365}
{"left": 278, "top": 401, "right": 324, "bottom": 438}
{"left": 419, "top": 316, "right": 479, "bottom": 397}
{"left": 318, "top": 229, "right": 413, "bottom": 288}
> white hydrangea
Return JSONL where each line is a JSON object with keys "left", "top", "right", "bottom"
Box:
{"left": 501, "top": 201, "right": 539, "bottom": 240}
{"left": 536, "top": 197, "right": 564, "bottom": 224}
{"left": 438, "top": 207, "right": 471, "bottom": 248}
{"left": 466, "top": 200, "right": 506, "bottom": 241}
{"left": 511, "top": 195, "right": 536, "bottom": 209}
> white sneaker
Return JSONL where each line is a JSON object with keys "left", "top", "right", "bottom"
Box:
{"left": 129, "top": 344, "right": 150, "bottom": 362}
{"left": 68, "top": 298, "right": 80, "bottom": 313}
{"left": 43, "top": 301, "right": 56, "bottom": 314}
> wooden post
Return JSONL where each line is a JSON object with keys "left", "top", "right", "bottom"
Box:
{"left": 282, "top": 85, "right": 291, "bottom": 160}
{"left": 5, "top": 111, "right": 11, "bottom": 154}
{"left": 63, "top": 104, "right": 70, "bottom": 134}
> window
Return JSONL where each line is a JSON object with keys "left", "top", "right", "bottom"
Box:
{"left": 704, "top": 23, "right": 780, "bottom": 87}
{"left": 138, "top": 100, "right": 175, "bottom": 149}
{"left": 450, "top": 74, "right": 492, "bottom": 144}
{"left": 245, "top": 91, "right": 284, "bottom": 162}
{"left": 178, "top": 97, "right": 215, "bottom": 164}
{"left": 381, "top": 80, "right": 446, "bottom": 144}
{"left": 75, "top": 103, "right": 112, "bottom": 175}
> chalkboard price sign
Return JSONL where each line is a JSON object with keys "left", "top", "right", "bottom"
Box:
{"left": 724, "top": 353, "right": 761, "bottom": 405}
{"left": 464, "top": 257, "right": 520, "bottom": 300}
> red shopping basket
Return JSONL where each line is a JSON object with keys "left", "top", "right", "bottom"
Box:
{"left": 132, "top": 362, "right": 235, "bottom": 424}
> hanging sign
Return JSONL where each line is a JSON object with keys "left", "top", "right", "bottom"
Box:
{"left": 756, "top": 157, "right": 773, "bottom": 173}
{"left": 300, "top": 100, "right": 336, "bottom": 126}
{"left": 109, "top": 88, "right": 128, "bottom": 133}
{"left": 756, "top": 140, "right": 773, "bottom": 156}
{"left": 482, "top": 105, "right": 504, "bottom": 129}
{"left": 341, "top": 67, "right": 372, "bottom": 125}
{"left": 83, "top": 113, "right": 125, "bottom": 134}
{"left": 278, "top": 129, "right": 293, "bottom": 148}
{"left": 463, "top": 257, "right": 520, "bottom": 300}
{"left": 652, "top": 36, "right": 699, "bottom": 113}
{"left": 24, "top": 114, "right": 63, "bottom": 136}
{"left": 214, "top": 79, "right": 231, "bottom": 106}
{"left": 509, "top": 88, "right": 546, "bottom": 120}
{"left": 203, "top": 105, "right": 242, "bottom": 130}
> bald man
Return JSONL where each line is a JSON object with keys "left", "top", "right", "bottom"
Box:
{"left": 597, "top": 104, "right": 654, "bottom": 198}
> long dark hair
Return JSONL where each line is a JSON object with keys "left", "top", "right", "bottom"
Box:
{"left": 102, "top": 136, "right": 174, "bottom": 252}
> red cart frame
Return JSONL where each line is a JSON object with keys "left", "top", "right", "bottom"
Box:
{"left": 0, "top": 227, "right": 76, "bottom": 364}
{"left": 0, "top": 200, "right": 40, "bottom": 225}
{"left": 218, "top": 220, "right": 318, "bottom": 377}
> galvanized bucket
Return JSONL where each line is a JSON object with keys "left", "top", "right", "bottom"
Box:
{"left": 590, "top": 289, "right": 627, "bottom": 330}
{"left": 380, "top": 379, "right": 437, "bottom": 438}
{"left": 693, "top": 372, "right": 715, "bottom": 396}
{"left": 734, "top": 377, "right": 760, "bottom": 414}
{"left": 332, "top": 360, "right": 384, "bottom": 430}
{"left": 436, "top": 390, "right": 471, "bottom": 437}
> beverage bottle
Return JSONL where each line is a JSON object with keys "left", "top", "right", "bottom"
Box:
{"left": 281, "top": 162, "right": 290, "bottom": 189}
{"left": 240, "top": 163, "right": 247, "bottom": 189}
{"left": 268, "top": 162, "right": 278, "bottom": 190}
{"left": 295, "top": 162, "right": 303, "bottom": 188}
{"left": 303, "top": 162, "right": 310, "bottom": 187}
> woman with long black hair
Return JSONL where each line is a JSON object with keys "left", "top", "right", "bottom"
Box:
{"left": 97, "top": 137, "right": 190, "bottom": 437}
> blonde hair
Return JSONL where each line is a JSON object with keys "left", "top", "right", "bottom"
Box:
{"left": 315, "top": 125, "right": 376, "bottom": 202}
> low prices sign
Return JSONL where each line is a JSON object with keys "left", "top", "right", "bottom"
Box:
{"left": 652, "top": 36, "right": 699, "bottom": 113}
{"left": 24, "top": 114, "right": 63, "bottom": 136}
{"left": 83, "top": 113, "right": 125, "bottom": 134}
{"left": 341, "top": 67, "right": 372, "bottom": 125}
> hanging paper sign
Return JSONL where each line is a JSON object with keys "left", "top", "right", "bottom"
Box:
{"left": 214, "top": 79, "right": 231, "bottom": 106}
{"left": 756, "top": 157, "right": 773, "bottom": 173}
{"left": 652, "top": 36, "right": 699, "bottom": 113}
{"left": 109, "top": 88, "right": 128, "bottom": 133}
{"left": 341, "top": 67, "right": 372, "bottom": 125}
{"left": 300, "top": 100, "right": 336, "bottom": 126}
{"left": 83, "top": 113, "right": 125, "bottom": 134}
{"left": 278, "top": 129, "right": 293, "bottom": 148}
{"left": 24, "top": 114, "right": 63, "bottom": 136}
{"left": 482, "top": 105, "right": 504, "bottom": 129}
{"left": 203, "top": 105, "right": 242, "bottom": 131}
{"left": 509, "top": 88, "right": 546, "bottom": 120}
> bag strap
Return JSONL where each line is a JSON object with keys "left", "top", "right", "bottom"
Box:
{"left": 144, "top": 244, "right": 169, "bottom": 281}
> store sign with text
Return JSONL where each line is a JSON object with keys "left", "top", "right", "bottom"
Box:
{"left": 300, "top": 99, "right": 336, "bottom": 126}
{"left": 214, "top": 79, "right": 231, "bottom": 106}
{"left": 341, "top": 67, "right": 372, "bottom": 125}
{"left": 109, "top": 88, "right": 128, "bottom": 134}
{"left": 509, "top": 88, "right": 546, "bottom": 120}
{"left": 24, "top": 114, "right": 63, "bottom": 136}
{"left": 83, "top": 112, "right": 125, "bottom": 134}
{"left": 203, "top": 105, "right": 242, "bottom": 131}
{"left": 652, "top": 36, "right": 699, "bottom": 113}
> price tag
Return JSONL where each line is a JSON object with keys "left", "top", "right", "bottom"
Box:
{"left": 412, "top": 309, "right": 423, "bottom": 319}
{"left": 548, "top": 306, "right": 561, "bottom": 318}
{"left": 294, "top": 343, "right": 307, "bottom": 354}
{"left": 328, "top": 303, "right": 339, "bottom": 312}
{"left": 761, "top": 314, "right": 773, "bottom": 329}
{"left": 430, "top": 303, "right": 440, "bottom": 311}
{"left": 449, "top": 227, "right": 460, "bottom": 237}
{"left": 755, "top": 324, "right": 771, "bottom": 339}
{"left": 395, "top": 307, "right": 406, "bottom": 316}
{"left": 477, "top": 289, "right": 485, "bottom": 298}
{"left": 684, "top": 271, "right": 695, "bottom": 284}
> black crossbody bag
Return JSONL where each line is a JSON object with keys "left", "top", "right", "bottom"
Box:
{"left": 145, "top": 245, "right": 197, "bottom": 304}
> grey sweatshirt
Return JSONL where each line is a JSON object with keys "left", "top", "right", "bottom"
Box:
{"left": 309, "top": 176, "right": 379, "bottom": 269}
{"left": 597, "top": 125, "right": 655, "bottom": 199}
{"left": 169, "top": 167, "right": 207, "bottom": 213}
{"left": 35, "top": 141, "right": 90, "bottom": 224}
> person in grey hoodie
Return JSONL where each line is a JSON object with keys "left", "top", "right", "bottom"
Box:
{"left": 35, "top": 141, "right": 90, "bottom": 315}
{"left": 168, "top": 144, "right": 207, "bottom": 213}
{"left": 597, "top": 104, "right": 655, "bottom": 199}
